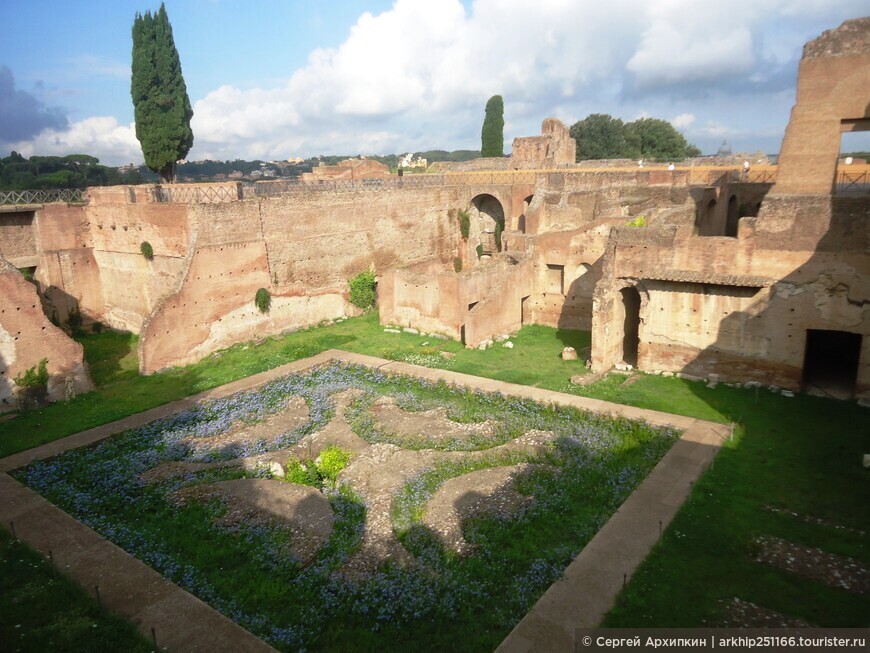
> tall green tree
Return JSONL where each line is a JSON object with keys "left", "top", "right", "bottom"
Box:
{"left": 624, "top": 118, "right": 693, "bottom": 161}
{"left": 131, "top": 3, "right": 193, "bottom": 183}
{"left": 570, "top": 114, "right": 630, "bottom": 161}
{"left": 481, "top": 95, "right": 504, "bottom": 158}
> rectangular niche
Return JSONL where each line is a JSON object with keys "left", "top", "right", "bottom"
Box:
{"left": 546, "top": 264, "right": 564, "bottom": 295}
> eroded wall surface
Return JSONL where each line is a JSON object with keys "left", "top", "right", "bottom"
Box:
{"left": 0, "top": 256, "right": 92, "bottom": 410}
{"left": 139, "top": 186, "right": 463, "bottom": 372}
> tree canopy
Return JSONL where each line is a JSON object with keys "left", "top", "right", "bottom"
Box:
{"left": 131, "top": 3, "right": 193, "bottom": 183}
{"left": 569, "top": 114, "right": 701, "bottom": 162}
{"left": 481, "top": 95, "right": 505, "bottom": 158}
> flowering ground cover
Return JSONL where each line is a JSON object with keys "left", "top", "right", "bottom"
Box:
{"left": 15, "top": 361, "right": 678, "bottom": 652}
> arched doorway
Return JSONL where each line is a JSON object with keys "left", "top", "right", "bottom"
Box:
{"left": 471, "top": 194, "right": 505, "bottom": 253}
{"left": 518, "top": 194, "right": 533, "bottom": 233}
{"left": 620, "top": 286, "right": 641, "bottom": 367}
{"left": 725, "top": 195, "right": 739, "bottom": 237}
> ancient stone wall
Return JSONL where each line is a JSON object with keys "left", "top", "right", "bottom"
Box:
{"left": 139, "top": 186, "right": 463, "bottom": 371}
{"left": 34, "top": 190, "right": 191, "bottom": 332}
{"left": 0, "top": 255, "right": 92, "bottom": 410}
{"left": 0, "top": 210, "right": 37, "bottom": 266}
{"left": 773, "top": 17, "right": 870, "bottom": 195}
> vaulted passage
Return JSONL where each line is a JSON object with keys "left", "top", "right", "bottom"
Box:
{"left": 621, "top": 287, "right": 641, "bottom": 367}
{"left": 802, "top": 329, "right": 862, "bottom": 399}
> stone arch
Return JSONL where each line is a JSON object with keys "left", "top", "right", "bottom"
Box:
{"left": 471, "top": 194, "right": 506, "bottom": 254}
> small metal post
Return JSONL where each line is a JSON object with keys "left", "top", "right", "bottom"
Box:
{"left": 152, "top": 627, "right": 158, "bottom": 648}
{"left": 94, "top": 585, "right": 101, "bottom": 608}
{"left": 659, "top": 520, "right": 663, "bottom": 540}
{"left": 9, "top": 520, "right": 16, "bottom": 540}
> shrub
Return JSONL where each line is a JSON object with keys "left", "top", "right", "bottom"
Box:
{"left": 458, "top": 209, "right": 471, "bottom": 239}
{"left": 494, "top": 220, "right": 504, "bottom": 251}
{"left": 140, "top": 241, "right": 154, "bottom": 260}
{"left": 66, "top": 306, "right": 84, "bottom": 336}
{"left": 453, "top": 257, "right": 463, "bottom": 273}
{"left": 285, "top": 459, "right": 320, "bottom": 487}
{"left": 626, "top": 215, "right": 646, "bottom": 227}
{"left": 14, "top": 359, "right": 48, "bottom": 388}
{"left": 475, "top": 244, "right": 483, "bottom": 259}
{"left": 317, "top": 446, "right": 353, "bottom": 482}
{"left": 255, "top": 288, "right": 271, "bottom": 313}
{"left": 349, "top": 270, "right": 376, "bottom": 309}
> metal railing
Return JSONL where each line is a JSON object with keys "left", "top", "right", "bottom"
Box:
{"left": 0, "top": 188, "right": 86, "bottom": 205}
{"left": 148, "top": 184, "right": 242, "bottom": 203}
{"left": 836, "top": 170, "right": 870, "bottom": 194}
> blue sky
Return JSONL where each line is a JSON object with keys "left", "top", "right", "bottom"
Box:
{"left": 1, "top": 0, "right": 867, "bottom": 165}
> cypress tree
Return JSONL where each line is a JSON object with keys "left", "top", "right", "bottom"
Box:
{"left": 481, "top": 95, "right": 504, "bottom": 158}
{"left": 131, "top": 3, "right": 193, "bottom": 183}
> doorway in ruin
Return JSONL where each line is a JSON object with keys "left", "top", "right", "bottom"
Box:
{"left": 802, "top": 329, "right": 862, "bottom": 399}
{"left": 518, "top": 195, "right": 533, "bottom": 233}
{"left": 725, "top": 195, "right": 739, "bottom": 237}
{"left": 521, "top": 295, "right": 530, "bottom": 324}
{"left": 471, "top": 194, "right": 505, "bottom": 254}
{"left": 620, "top": 287, "right": 641, "bottom": 367}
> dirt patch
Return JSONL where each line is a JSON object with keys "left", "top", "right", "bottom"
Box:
{"left": 765, "top": 506, "right": 866, "bottom": 536}
{"left": 423, "top": 464, "right": 534, "bottom": 555}
{"left": 180, "top": 395, "right": 310, "bottom": 460}
{"left": 716, "top": 597, "right": 813, "bottom": 628}
{"left": 177, "top": 478, "right": 333, "bottom": 564}
{"left": 752, "top": 535, "right": 869, "bottom": 594}
{"left": 370, "top": 396, "right": 497, "bottom": 443}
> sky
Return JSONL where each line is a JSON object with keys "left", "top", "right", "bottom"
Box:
{"left": 1, "top": 0, "right": 868, "bottom": 166}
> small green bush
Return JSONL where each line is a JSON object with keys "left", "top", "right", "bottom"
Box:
{"left": 140, "top": 241, "right": 154, "bottom": 260}
{"left": 626, "top": 215, "right": 646, "bottom": 227}
{"left": 349, "top": 270, "right": 376, "bottom": 309}
{"left": 285, "top": 459, "right": 320, "bottom": 487}
{"left": 317, "top": 445, "right": 353, "bottom": 482}
{"left": 255, "top": 288, "right": 271, "bottom": 313}
{"left": 66, "top": 306, "right": 84, "bottom": 337}
{"left": 475, "top": 244, "right": 483, "bottom": 259}
{"left": 14, "top": 359, "right": 48, "bottom": 388}
{"left": 458, "top": 208, "right": 471, "bottom": 239}
{"left": 453, "top": 257, "right": 463, "bottom": 273}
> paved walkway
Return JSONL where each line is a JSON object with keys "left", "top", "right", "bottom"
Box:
{"left": 0, "top": 350, "right": 730, "bottom": 652}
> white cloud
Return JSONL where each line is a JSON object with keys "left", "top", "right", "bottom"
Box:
{"left": 11, "top": 0, "right": 869, "bottom": 162}
{"left": 671, "top": 113, "right": 696, "bottom": 129}
{"left": 10, "top": 116, "right": 141, "bottom": 166}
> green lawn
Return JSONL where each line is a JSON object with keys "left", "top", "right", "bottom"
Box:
{"left": 0, "top": 529, "right": 152, "bottom": 653}
{"left": 1, "top": 311, "right": 867, "bottom": 648}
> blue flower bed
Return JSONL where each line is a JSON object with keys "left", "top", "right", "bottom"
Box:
{"left": 16, "top": 362, "right": 679, "bottom": 652}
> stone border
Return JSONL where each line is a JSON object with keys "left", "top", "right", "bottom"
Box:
{"left": 0, "top": 350, "right": 729, "bottom": 652}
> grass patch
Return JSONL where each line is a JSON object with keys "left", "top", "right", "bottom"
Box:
{"left": 603, "top": 385, "right": 870, "bottom": 627}
{"left": 1, "top": 311, "right": 867, "bottom": 644}
{"left": 0, "top": 529, "right": 152, "bottom": 652}
{"left": 15, "top": 362, "right": 678, "bottom": 652}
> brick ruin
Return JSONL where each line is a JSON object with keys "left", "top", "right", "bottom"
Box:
{"left": 0, "top": 18, "right": 866, "bottom": 408}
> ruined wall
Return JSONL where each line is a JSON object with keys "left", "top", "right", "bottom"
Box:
{"left": 380, "top": 255, "right": 533, "bottom": 346}
{"left": 139, "top": 186, "right": 463, "bottom": 372}
{"left": 0, "top": 255, "right": 92, "bottom": 410}
{"left": 774, "top": 17, "right": 870, "bottom": 195}
{"left": 0, "top": 210, "right": 37, "bottom": 266}
{"left": 591, "top": 206, "right": 869, "bottom": 397}
{"left": 510, "top": 118, "right": 576, "bottom": 169}
{"left": 34, "top": 189, "right": 191, "bottom": 332}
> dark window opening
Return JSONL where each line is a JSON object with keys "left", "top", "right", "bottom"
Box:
{"left": 621, "top": 286, "right": 641, "bottom": 367}
{"left": 802, "top": 329, "right": 861, "bottom": 399}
